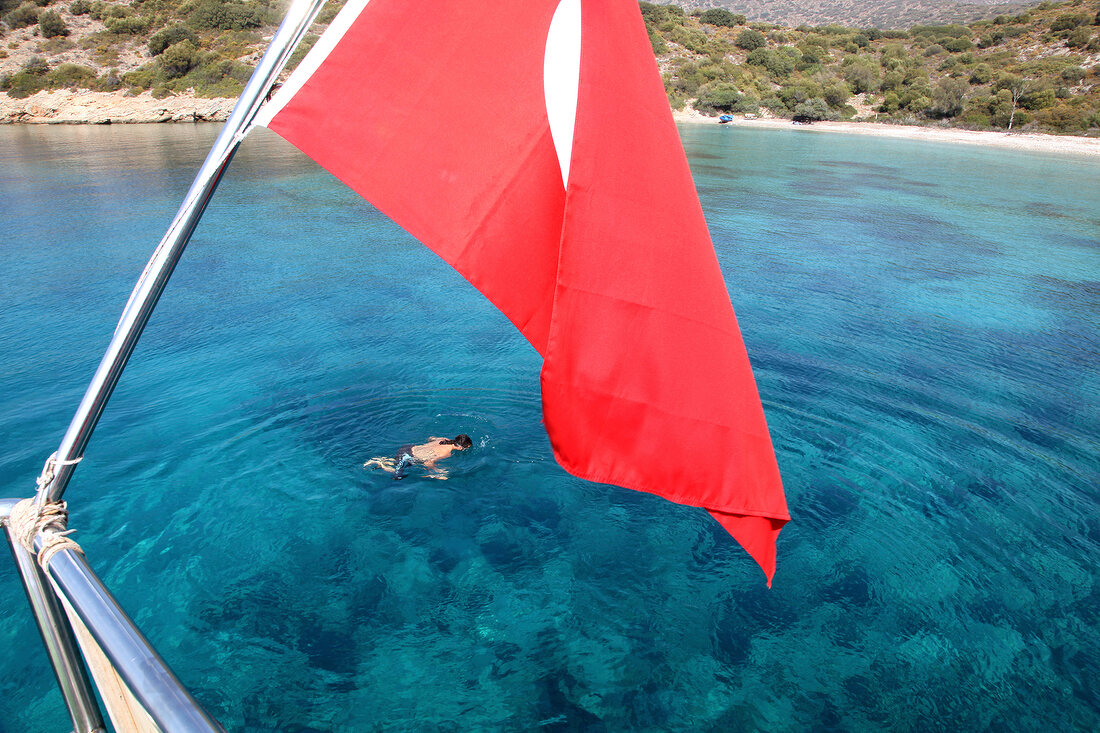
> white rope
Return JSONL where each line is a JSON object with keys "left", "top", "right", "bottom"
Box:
{"left": 8, "top": 451, "right": 86, "bottom": 572}
{"left": 34, "top": 451, "right": 83, "bottom": 496}
{"left": 8, "top": 497, "right": 84, "bottom": 572}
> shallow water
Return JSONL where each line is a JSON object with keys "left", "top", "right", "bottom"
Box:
{"left": 1, "top": 123, "right": 1097, "bottom": 731}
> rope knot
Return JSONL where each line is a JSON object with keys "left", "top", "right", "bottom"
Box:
{"left": 34, "top": 451, "right": 82, "bottom": 495}
{"left": 8, "top": 498, "right": 83, "bottom": 572}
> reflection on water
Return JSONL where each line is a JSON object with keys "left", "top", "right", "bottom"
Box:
{"left": 1, "top": 123, "right": 1098, "bottom": 731}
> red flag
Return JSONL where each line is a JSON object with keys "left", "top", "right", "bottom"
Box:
{"left": 256, "top": 0, "right": 789, "bottom": 583}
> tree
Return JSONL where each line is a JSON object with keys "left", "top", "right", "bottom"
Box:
{"left": 992, "top": 74, "right": 1034, "bottom": 129}
{"left": 929, "top": 78, "right": 969, "bottom": 117}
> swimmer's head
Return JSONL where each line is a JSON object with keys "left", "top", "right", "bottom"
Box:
{"left": 443, "top": 434, "right": 473, "bottom": 450}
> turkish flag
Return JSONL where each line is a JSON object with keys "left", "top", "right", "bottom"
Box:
{"left": 256, "top": 0, "right": 789, "bottom": 583}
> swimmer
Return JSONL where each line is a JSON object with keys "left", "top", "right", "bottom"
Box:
{"left": 364, "top": 434, "right": 473, "bottom": 480}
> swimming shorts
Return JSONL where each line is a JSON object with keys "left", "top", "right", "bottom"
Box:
{"left": 393, "top": 445, "right": 416, "bottom": 480}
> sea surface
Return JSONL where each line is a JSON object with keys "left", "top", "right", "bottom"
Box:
{"left": 1, "top": 122, "right": 1097, "bottom": 732}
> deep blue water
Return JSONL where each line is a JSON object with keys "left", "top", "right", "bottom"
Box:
{"left": 1, "top": 122, "right": 1097, "bottom": 731}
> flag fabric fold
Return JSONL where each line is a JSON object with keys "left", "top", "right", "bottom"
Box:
{"left": 256, "top": 0, "right": 790, "bottom": 583}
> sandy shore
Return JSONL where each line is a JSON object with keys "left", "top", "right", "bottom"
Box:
{"left": 672, "top": 108, "right": 1100, "bottom": 158}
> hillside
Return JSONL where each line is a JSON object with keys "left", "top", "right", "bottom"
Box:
{"left": 665, "top": 0, "right": 1034, "bottom": 29}
{"left": 1, "top": 0, "right": 1099, "bottom": 135}
{"left": 0, "top": 0, "right": 315, "bottom": 103}
{"left": 652, "top": 2, "right": 1100, "bottom": 134}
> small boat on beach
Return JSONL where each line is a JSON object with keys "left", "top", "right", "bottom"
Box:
{"left": 718, "top": 114, "right": 734, "bottom": 123}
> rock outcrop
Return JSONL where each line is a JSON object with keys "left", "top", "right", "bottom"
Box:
{"left": 0, "top": 90, "right": 236, "bottom": 124}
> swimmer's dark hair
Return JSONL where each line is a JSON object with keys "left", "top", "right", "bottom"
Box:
{"left": 442, "top": 434, "right": 473, "bottom": 449}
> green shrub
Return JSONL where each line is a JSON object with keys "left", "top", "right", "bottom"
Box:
{"left": 159, "top": 38, "right": 198, "bottom": 78}
{"left": 285, "top": 31, "right": 318, "bottom": 71}
{"left": 315, "top": 0, "right": 344, "bottom": 25}
{"left": 969, "top": 64, "right": 992, "bottom": 84}
{"left": 959, "top": 110, "right": 991, "bottom": 128}
{"left": 1, "top": 56, "right": 48, "bottom": 97}
{"left": 694, "top": 81, "right": 739, "bottom": 113}
{"left": 122, "top": 63, "right": 157, "bottom": 89}
{"left": 823, "top": 83, "right": 850, "bottom": 107}
{"left": 668, "top": 24, "right": 707, "bottom": 54}
{"left": 638, "top": 1, "right": 669, "bottom": 25}
{"left": 746, "top": 47, "right": 795, "bottom": 77}
{"left": 1061, "top": 66, "right": 1086, "bottom": 84}
{"left": 151, "top": 84, "right": 172, "bottom": 98}
{"left": 1033, "top": 102, "right": 1089, "bottom": 131}
{"left": 188, "top": 57, "right": 249, "bottom": 97}
{"left": 647, "top": 23, "right": 666, "bottom": 55}
{"left": 4, "top": 2, "right": 39, "bottom": 28}
{"left": 735, "top": 28, "right": 766, "bottom": 51}
{"left": 792, "top": 98, "right": 830, "bottom": 121}
{"left": 844, "top": 61, "right": 880, "bottom": 93}
{"left": 1051, "top": 13, "right": 1089, "bottom": 32}
{"left": 699, "top": 8, "right": 742, "bottom": 27}
{"left": 68, "top": 0, "right": 89, "bottom": 13}
{"left": 105, "top": 15, "right": 151, "bottom": 35}
{"left": 97, "top": 68, "right": 121, "bottom": 90}
{"left": 878, "top": 91, "right": 900, "bottom": 113}
{"left": 1066, "top": 27, "right": 1092, "bottom": 48}
{"left": 188, "top": 0, "right": 263, "bottom": 31}
{"left": 47, "top": 62, "right": 95, "bottom": 87}
{"left": 21, "top": 55, "right": 48, "bottom": 74}
{"left": 1019, "top": 87, "right": 1056, "bottom": 110}
{"left": 37, "top": 8, "right": 66, "bottom": 36}
{"left": 943, "top": 37, "right": 973, "bottom": 52}
{"left": 148, "top": 24, "right": 197, "bottom": 55}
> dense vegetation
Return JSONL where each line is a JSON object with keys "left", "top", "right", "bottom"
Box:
{"left": 0, "top": 0, "right": 338, "bottom": 98}
{"left": 0, "top": 0, "right": 1098, "bottom": 135}
{"left": 647, "top": 0, "right": 1100, "bottom": 133}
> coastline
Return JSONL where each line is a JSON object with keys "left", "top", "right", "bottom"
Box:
{"left": 3, "top": 90, "right": 1099, "bottom": 157}
{"left": 0, "top": 89, "right": 235, "bottom": 124}
{"left": 672, "top": 108, "right": 1100, "bottom": 158}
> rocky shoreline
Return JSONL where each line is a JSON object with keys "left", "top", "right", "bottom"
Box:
{"left": 5, "top": 90, "right": 1099, "bottom": 158}
{"left": 0, "top": 90, "right": 235, "bottom": 124}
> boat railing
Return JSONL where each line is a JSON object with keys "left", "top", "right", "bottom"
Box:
{"left": 3, "top": 1, "right": 330, "bottom": 729}
{"left": 3, "top": 498, "right": 225, "bottom": 732}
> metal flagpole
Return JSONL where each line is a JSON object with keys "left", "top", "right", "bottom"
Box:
{"left": 36, "top": 0, "right": 330, "bottom": 505}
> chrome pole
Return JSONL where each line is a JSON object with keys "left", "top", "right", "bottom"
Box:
{"left": 2, "top": 500, "right": 106, "bottom": 733}
{"left": 37, "top": 0, "right": 330, "bottom": 504}
{"left": 40, "top": 541, "right": 227, "bottom": 733}
{"left": 4, "top": 537, "right": 106, "bottom": 733}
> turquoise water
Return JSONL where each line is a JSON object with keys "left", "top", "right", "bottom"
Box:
{"left": 1, "top": 122, "right": 1097, "bottom": 731}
